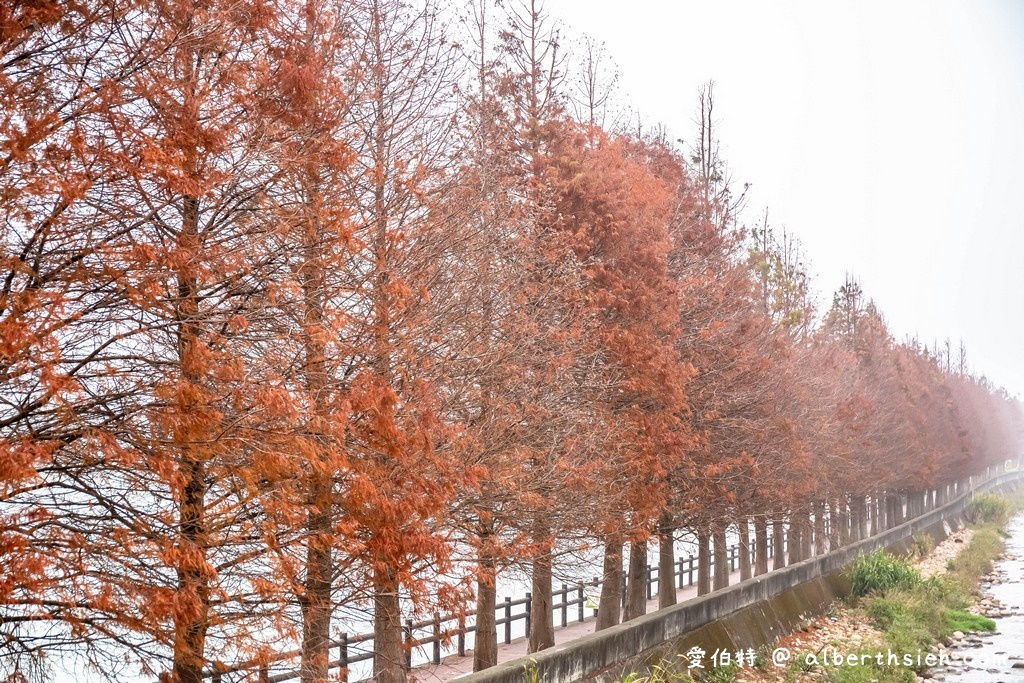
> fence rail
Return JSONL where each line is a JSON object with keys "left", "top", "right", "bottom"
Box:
{"left": 206, "top": 467, "right": 1005, "bottom": 683}
{"left": 207, "top": 534, "right": 789, "bottom": 683}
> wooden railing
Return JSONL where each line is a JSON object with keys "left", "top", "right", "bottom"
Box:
{"left": 211, "top": 476, "right": 982, "bottom": 683}
{"left": 207, "top": 534, "right": 788, "bottom": 682}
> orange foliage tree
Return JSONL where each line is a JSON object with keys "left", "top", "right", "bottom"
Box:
{"left": 3, "top": 6, "right": 1023, "bottom": 683}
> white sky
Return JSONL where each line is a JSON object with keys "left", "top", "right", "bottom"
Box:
{"left": 546, "top": 0, "right": 1024, "bottom": 397}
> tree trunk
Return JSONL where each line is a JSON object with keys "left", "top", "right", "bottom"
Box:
{"left": 172, "top": 195, "right": 209, "bottom": 683}
{"left": 813, "top": 501, "right": 826, "bottom": 556}
{"left": 697, "top": 526, "right": 711, "bottom": 595}
{"left": 373, "top": 567, "right": 407, "bottom": 683}
{"left": 712, "top": 522, "right": 729, "bottom": 590}
{"left": 786, "top": 514, "right": 801, "bottom": 563}
{"left": 847, "top": 497, "right": 860, "bottom": 543}
{"left": 754, "top": 516, "right": 769, "bottom": 576}
{"left": 838, "top": 498, "right": 850, "bottom": 546}
{"left": 300, "top": 476, "right": 333, "bottom": 683}
{"left": 528, "top": 541, "right": 554, "bottom": 652}
{"left": 473, "top": 529, "right": 498, "bottom": 671}
{"left": 595, "top": 536, "right": 622, "bottom": 631}
{"left": 173, "top": 456, "right": 209, "bottom": 683}
{"left": 829, "top": 499, "right": 841, "bottom": 549}
{"left": 658, "top": 514, "right": 677, "bottom": 608}
{"left": 299, "top": 218, "right": 333, "bottom": 683}
{"left": 870, "top": 494, "right": 880, "bottom": 535}
{"left": 772, "top": 516, "right": 785, "bottom": 570}
{"left": 851, "top": 496, "right": 862, "bottom": 538}
{"left": 800, "top": 509, "right": 813, "bottom": 559}
{"left": 738, "top": 519, "right": 752, "bottom": 581}
{"left": 856, "top": 496, "right": 868, "bottom": 540}
{"left": 887, "top": 493, "right": 900, "bottom": 527}
{"left": 623, "top": 538, "right": 647, "bottom": 621}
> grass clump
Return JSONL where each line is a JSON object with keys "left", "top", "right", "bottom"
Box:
{"left": 911, "top": 532, "right": 934, "bottom": 558}
{"left": 860, "top": 575, "right": 980, "bottom": 665}
{"left": 786, "top": 651, "right": 817, "bottom": 675}
{"left": 965, "top": 492, "right": 1010, "bottom": 524}
{"left": 864, "top": 596, "right": 905, "bottom": 629}
{"left": 826, "top": 651, "right": 912, "bottom": 683}
{"left": 698, "top": 662, "right": 738, "bottom": 683}
{"left": 750, "top": 645, "right": 772, "bottom": 672}
{"left": 947, "top": 527, "right": 1002, "bottom": 587}
{"left": 620, "top": 659, "right": 694, "bottom": 683}
{"left": 945, "top": 608, "right": 995, "bottom": 632}
{"left": 848, "top": 549, "right": 921, "bottom": 597}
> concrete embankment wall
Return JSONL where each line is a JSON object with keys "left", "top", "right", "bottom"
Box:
{"left": 456, "top": 472, "right": 1024, "bottom": 683}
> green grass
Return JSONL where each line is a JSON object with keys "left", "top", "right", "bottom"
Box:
{"left": 752, "top": 644, "right": 772, "bottom": 671}
{"left": 843, "top": 517, "right": 1008, "bottom": 681}
{"left": 616, "top": 651, "right": 748, "bottom": 683}
{"left": 965, "top": 493, "right": 1011, "bottom": 524}
{"left": 698, "top": 662, "right": 738, "bottom": 683}
{"left": 619, "top": 658, "right": 695, "bottom": 683}
{"left": 522, "top": 659, "right": 539, "bottom": 683}
{"left": 788, "top": 651, "right": 817, "bottom": 674}
{"left": 944, "top": 526, "right": 1002, "bottom": 597}
{"left": 945, "top": 608, "right": 995, "bottom": 632}
{"left": 828, "top": 510, "right": 1009, "bottom": 682}
{"left": 826, "top": 652, "right": 913, "bottom": 683}
{"left": 911, "top": 532, "right": 934, "bottom": 558}
{"left": 864, "top": 595, "right": 905, "bottom": 629}
{"left": 848, "top": 549, "right": 922, "bottom": 597}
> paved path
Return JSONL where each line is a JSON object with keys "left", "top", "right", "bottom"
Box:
{"left": 408, "top": 560, "right": 783, "bottom": 683}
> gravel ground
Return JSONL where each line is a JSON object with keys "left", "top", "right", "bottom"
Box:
{"left": 917, "top": 527, "right": 973, "bottom": 578}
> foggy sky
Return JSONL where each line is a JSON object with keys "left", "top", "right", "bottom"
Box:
{"left": 547, "top": 0, "right": 1024, "bottom": 397}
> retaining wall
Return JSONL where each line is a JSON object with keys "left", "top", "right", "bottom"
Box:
{"left": 454, "top": 471, "right": 1024, "bottom": 683}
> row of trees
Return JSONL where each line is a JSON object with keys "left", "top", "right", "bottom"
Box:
{"left": 2, "top": 1, "right": 1020, "bottom": 682}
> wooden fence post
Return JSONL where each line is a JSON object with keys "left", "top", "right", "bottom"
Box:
{"left": 504, "top": 597, "right": 512, "bottom": 644}
{"left": 432, "top": 613, "right": 441, "bottom": 665}
{"left": 524, "top": 593, "right": 532, "bottom": 638}
{"left": 404, "top": 619, "right": 413, "bottom": 669}
{"left": 339, "top": 633, "right": 349, "bottom": 682}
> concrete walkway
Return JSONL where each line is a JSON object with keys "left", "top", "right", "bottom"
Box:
{"left": 408, "top": 560, "right": 781, "bottom": 683}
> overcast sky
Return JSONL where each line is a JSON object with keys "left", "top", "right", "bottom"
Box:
{"left": 545, "top": 0, "right": 1024, "bottom": 397}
